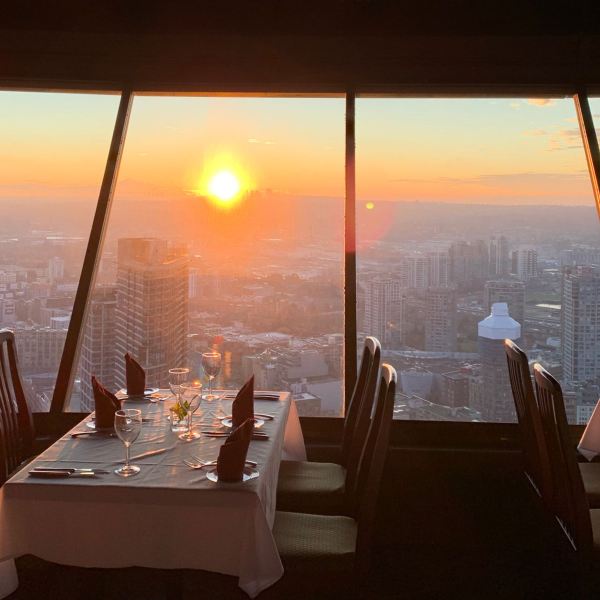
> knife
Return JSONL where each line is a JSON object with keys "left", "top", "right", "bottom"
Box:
{"left": 201, "top": 431, "right": 269, "bottom": 441}
{"left": 28, "top": 470, "right": 98, "bottom": 478}
{"left": 32, "top": 467, "right": 110, "bottom": 475}
{"left": 71, "top": 430, "right": 116, "bottom": 438}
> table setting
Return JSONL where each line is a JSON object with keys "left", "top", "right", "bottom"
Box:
{"left": 0, "top": 352, "right": 306, "bottom": 598}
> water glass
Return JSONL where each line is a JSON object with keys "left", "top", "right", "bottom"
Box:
{"left": 114, "top": 409, "right": 142, "bottom": 477}
{"left": 179, "top": 381, "right": 203, "bottom": 441}
{"left": 201, "top": 351, "right": 221, "bottom": 401}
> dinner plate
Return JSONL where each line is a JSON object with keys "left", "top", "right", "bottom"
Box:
{"left": 220, "top": 417, "right": 264, "bottom": 429}
{"left": 206, "top": 466, "right": 259, "bottom": 483}
{"left": 117, "top": 387, "right": 160, "bottom": 401}
{"left": 85, "top": 420, "right": 115, "bottom": 432}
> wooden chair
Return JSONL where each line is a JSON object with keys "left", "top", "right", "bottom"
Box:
{"left": 533, "top": 363, "right": 600, "bottom": 595}
{"left": 0, "top": 330, "right": 35, "bottom": 486}
{"left": 271, "top": 363, "right": 396, "bottom": 594}
{"left": 505, "top": 339, "right": 552, "bottom": 501}
{"left": 505, "top": 340, "right": 600, "bottom": 509}
{"left": 276, "top": 336, "right": 381, "bottom": 515}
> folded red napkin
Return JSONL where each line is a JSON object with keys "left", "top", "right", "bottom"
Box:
{"left": 232, "top": 376, "right": 254, "bottom": 428}
{"left": 125, "top": 353, "right": 146, "bottom": 396}
{"left": 217, "top": 419, "right": 254, "bottom": 482}
{"left": 92, "top": 376, "right": 121, "bottom": 429}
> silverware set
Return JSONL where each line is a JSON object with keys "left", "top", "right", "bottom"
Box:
{"left": 29, "top": 467, "right": 109, "bottom": 478}
{"left": 221, "top": 393, "right": 280, "bottom": 400}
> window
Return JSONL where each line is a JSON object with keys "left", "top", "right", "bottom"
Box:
{"left": 0, "top": 91, "right": 119, "bottom": 411}
{"left": 69, "top": 96, "right": 345, "bottom": 417}
{"left": 356, "top": 97, "right": 599, "bottom": 423}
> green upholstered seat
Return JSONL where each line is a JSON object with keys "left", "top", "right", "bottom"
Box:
{"left": 273, "top": 510, "right": 357, "bottom": 573}
{"left": 276, "top": 337, "right": 382, "bottom": 516}
{"left": 276, "top": 460, "right": 346, "bottom": 514}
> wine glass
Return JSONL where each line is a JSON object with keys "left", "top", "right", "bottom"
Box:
{"left": 169, "top": 367, "right": 190, "bottom": 404}
{"left": 179, "top": 381, "right": 203, "bottom": 441}
{"left": 202, "top": 351, "right": 221, "bottom": 401}
{"left": 114, "top": 409, "right": 142, "bottom": 477}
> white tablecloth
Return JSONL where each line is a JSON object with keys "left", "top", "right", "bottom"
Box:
{"left": 579, "top": 397, "right": 600, "bottom": 461}
{"left": 0, "top": 392, "right": 305, "bottom": 598}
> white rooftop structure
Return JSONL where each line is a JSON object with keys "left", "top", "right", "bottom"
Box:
{"left": 478, "top": 302, "right": 521, "bottom": 340}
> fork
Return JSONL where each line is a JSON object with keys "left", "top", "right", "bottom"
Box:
{"left": 183, "top": 457, "right": 257, "bottom": 470}
{"left": 192, "top": 454, "right": 257, "bottom": 468}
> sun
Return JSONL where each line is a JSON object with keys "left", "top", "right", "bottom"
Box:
{"left": 208, "top": 170, "right": 241, "bottom": 203}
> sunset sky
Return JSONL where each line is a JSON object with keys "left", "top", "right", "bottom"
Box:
{"left": 0, "top": 92, "right": 598, "bottom": 207}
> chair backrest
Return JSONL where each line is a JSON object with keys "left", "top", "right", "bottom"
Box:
{"left": 354, "top": 363, "right": 395, "bottom": 576}
{"left": 504, "top": 339, "right": 552, "bottom": 502}
{"left": 341, "top": 336, "right": 381, "bottom": 465}
{"left": 533, "top": 363, "right": 593, "bottom": 555}
{"left": 344, "top": 336, "right": 381, "bottom": 493}
{"left": 0, "top": 330, "right": 33, "bottom": 485}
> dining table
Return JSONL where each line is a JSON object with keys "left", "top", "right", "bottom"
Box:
{"left": 0, "top": 390, "right": 306, "bottom": 598}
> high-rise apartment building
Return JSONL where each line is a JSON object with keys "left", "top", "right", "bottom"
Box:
{"left": 426, "top": 250, "right": 450, "bottom": 288}
{"left": 511, "top": 246, "right": 538, "bottom": 282}
{"left": 424, "top": 287, "right": 457, "bottom": 352}
{"left": 114, "top": 238, "right": 189, "bottom": 390}
{"left": 79, "top": 286, "right": 117, "bottom": 412}
{"left": 364, "top": 277, "right": 405, "bottom": 348}
{"left": 449, "top": 240, "right": 488, "bottom": 290}
{"left": 488, "top": 235, "right": 510, "bottom": 277}
{"left": 561, "top": 266, "right": 600, "bottom": 385}
{"left": 477, "top": 302, "right": 521, "bottom": 422}
{"left": 483, "top": 279, "right": 525, "bottom": 327}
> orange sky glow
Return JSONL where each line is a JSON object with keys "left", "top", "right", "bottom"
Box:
{"left": 0, "top": 93, "right": 598, "bottom": 207}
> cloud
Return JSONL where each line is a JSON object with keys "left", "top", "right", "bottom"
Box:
{"left": 247, "top": 138, "right": 275, "bottom": 145}
{"left": 389, "top": 172, "right": 588, "bottom": 188}
{"left": 522, "top": 129, "right": 547, "bottom": 137}
{"left": 527, "top": 99, "right": 555, "bottom": 107}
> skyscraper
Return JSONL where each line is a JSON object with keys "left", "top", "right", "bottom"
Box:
{"left": 364, "top": 277, "right": 405, "bottom": 348}
{"left": 114, "top": 238, "right": 189, "bottom": 390}
{"left": 483, "top": 279, "right": 525, "bottom": 327}
{"left": 488, "top": 235, "right": 510, "bottom": 277}
{"left": 79, "top": 285, "right": 117, "bottom": 412}
{"left": 477, "top": 302, "right": 521, "bottom": 422}
{"left": 424, "top": 287, "right": 457, "bottom": 352}
{"left": 561, "top": 266, "right": 600, "bottom": 385}
{"left": 449, "top": 240, "right": 488, "bottom": 290}
{"left": 511, "top": 246, "right": 537, "bottom": 282}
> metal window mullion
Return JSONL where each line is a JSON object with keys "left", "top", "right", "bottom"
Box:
{"left": 574, "top": 91, "right": 600, "bottom": 220}
{"left": 344, "top": 92, "right": 358, "bottom": 412}
{"left": 50, "top": 91, "right": 133, "bottom": 413}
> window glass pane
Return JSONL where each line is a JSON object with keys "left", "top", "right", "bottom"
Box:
{"left": 70, "top": 96, "right": 344, "bottom": 417}
{"left": 0, "top": 91, "right": 119, "bottom": 411}
{"left": 357, "top": 98, "right": 598, "bottom": 423}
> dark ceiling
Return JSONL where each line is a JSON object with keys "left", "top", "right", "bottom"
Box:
{"left": 2, "top": 1, "right": 600, "bottom": 93}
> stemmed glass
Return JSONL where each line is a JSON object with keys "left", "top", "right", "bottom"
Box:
{"left": 179, "top": 381, "right": 203, "bottom": 441}
{"left": 169, "top": 367, "right": 190, "bottom": 404}
{"left": 201, "top": 351, "right": 221, "bottom": 401}
{"left": 114, "top": 409, "right": 142, "bottom": 477}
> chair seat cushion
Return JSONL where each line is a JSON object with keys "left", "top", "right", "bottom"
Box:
{"left": 579, "top": 463, "right": 600, "bottom": 509}
{"left": 273, "top": 510, "right": 357, "bottom": 573}
{"left": 276, "top": 460, "right": 346, "bottom": 514}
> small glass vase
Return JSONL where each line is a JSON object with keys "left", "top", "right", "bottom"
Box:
{"left": 170, "top": 403, "right": 188, "bottom": 433}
